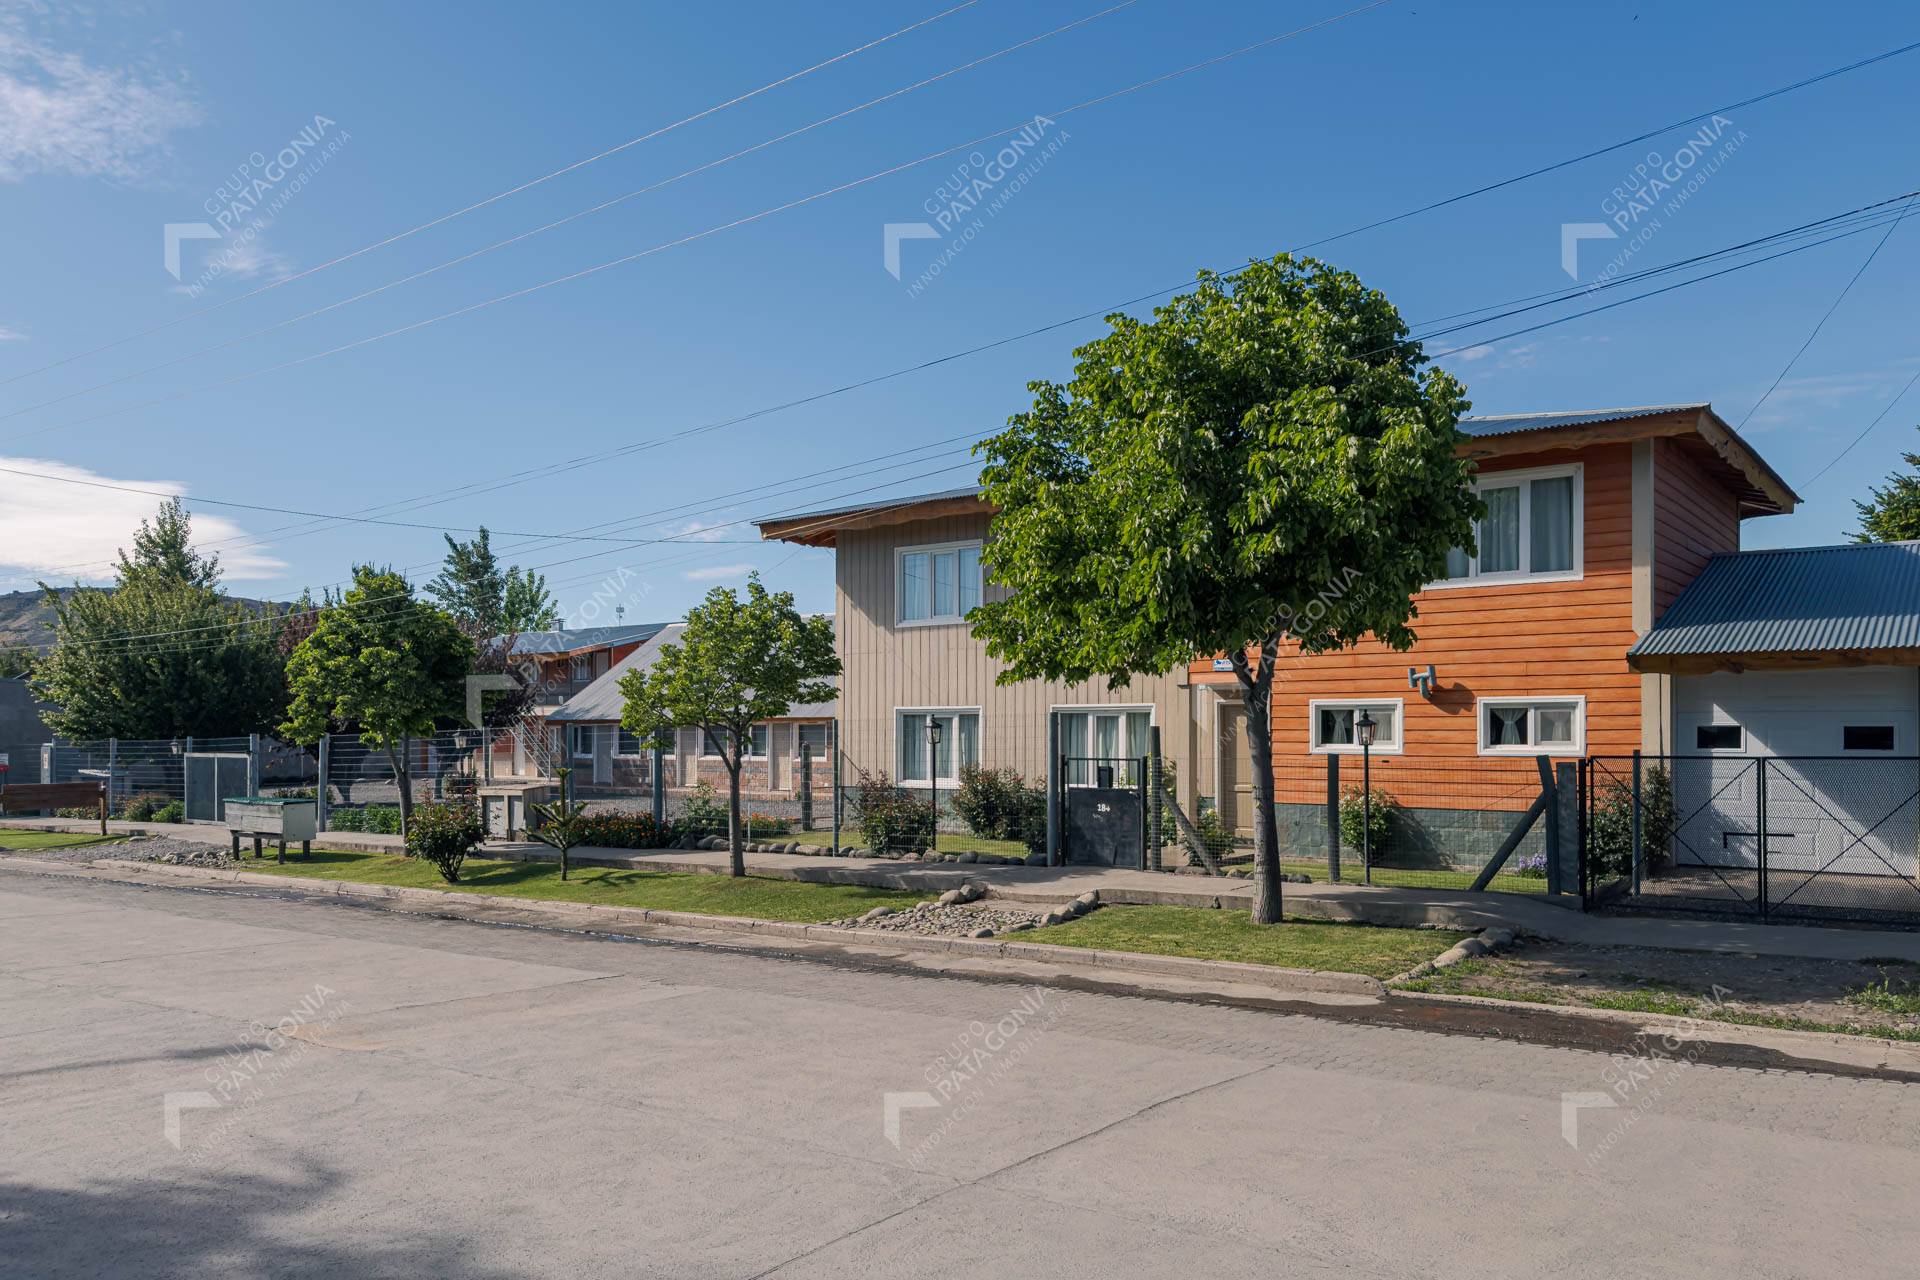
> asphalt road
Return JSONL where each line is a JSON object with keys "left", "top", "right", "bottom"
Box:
{"left": 3, "top": 868, "right": 1918, "bottom": 1279}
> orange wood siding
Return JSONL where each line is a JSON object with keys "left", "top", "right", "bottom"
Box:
{"left": 1652, "top": 435, "right": 1740, "bottom": 616}
{"left": 1193, "top": 443, "right": 1641, "bottom": 810}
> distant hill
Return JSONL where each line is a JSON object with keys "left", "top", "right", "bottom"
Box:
{"left": 0, "top": 588, "right": 282, "bottom": 651}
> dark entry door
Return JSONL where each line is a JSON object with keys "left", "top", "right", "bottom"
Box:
{"left": 1062, "top": 757, "right": 1145, "bottom": 868}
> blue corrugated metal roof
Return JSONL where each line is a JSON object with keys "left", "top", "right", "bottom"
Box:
{"left": 494, "top": 624, "right": 665, "bottom": 656}
{"left": 1458, "top": 404, "right": 1706, "bottom": 437}
{"left": 1630, "top": 541, "right": 1920, "bottom": 658}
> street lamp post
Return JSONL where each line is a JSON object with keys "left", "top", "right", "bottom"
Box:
{"left": 1356, "top": 710, "right": 1376, "bottom": 886}
{"left": 925, "top": 714, "right": 943, "bottom": 856}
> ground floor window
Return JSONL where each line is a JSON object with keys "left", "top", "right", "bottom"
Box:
{"left": 1059, "top": 707, "right": 1152, "bottom": 785}
{"left": 568, "top": 725, "right": 596, "bottom": 758}
{"left": 897, "top": 709, "right": 979, "bottom": 785}
{"left": 1309, "top": 699, "right": 1403, "bottom": 754}
{"left": 797, "top": 721, "right": 830, "bottom": 759}
{"left": 1478, "top": 697, "right": 1584, "bottom": 755}
{"left": 615, "top": 727, "right": 645, "bottom": 757}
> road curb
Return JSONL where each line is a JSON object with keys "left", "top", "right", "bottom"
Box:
{"left": 12, "top": 856, "right": 1385, "bottom": 998}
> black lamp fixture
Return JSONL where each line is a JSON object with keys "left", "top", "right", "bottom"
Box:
{"left": 1356, "top": 709, "right": 1377, "bottom": 749}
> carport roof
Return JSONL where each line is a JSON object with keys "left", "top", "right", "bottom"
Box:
{"left": 1629, "top": 541, "right": 1920, "bottom": 671}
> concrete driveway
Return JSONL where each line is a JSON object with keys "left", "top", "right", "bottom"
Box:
{"left": 3, "top": 868, "right": 1918, "bottom": 1278}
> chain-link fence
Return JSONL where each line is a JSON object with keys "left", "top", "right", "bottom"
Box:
{"left": 1587, "top": 754, "right": 1920, "bottom": 925}
{"left": 29, "top": 735, "right": 316, "bottom": 822}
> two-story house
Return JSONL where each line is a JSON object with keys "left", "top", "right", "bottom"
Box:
{"left": 763, "top": 404, "right": 1920, "bottom": 884}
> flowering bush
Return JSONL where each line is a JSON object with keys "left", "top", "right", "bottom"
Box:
{"left": 405, "top": 801, "right": 484, "bottom": 884}
{"left": 573, "top": 811, "right": 670, "bottom": 850}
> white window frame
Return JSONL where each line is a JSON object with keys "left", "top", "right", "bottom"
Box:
{"left": 569, "top": 655, "right": 590, "bottom": 680}
{"left": 1685, "top": 717, "right": 1747, "bottom": 755}
{"left": 894, "top": 539, "right": 985, "bottom": 628}
{"left": 796, "top": 721, "right": 831, "bottom": 758}
{"left": 568, "top": 724, "right": 597, "bottom": 760}
{"left": 1308, "top": 698, "right": 1405, "bottom": 755}
{"left": 1053, "top": 703, "right": 1156, "bottom": 787}
{"left": 1428, "top": 462, "right": 1584, "bottom": 590}
{"left": 1476, "top": 696, "right": 1587, "bottom": 756}
{"left": 895, "top": 707, "right": 981, "bottom": 787}
{"left": 697, "top": 725, "right": 768, "bottom": 759}
{"left": 613, "top": 726, "right": 646, "bottom": 758}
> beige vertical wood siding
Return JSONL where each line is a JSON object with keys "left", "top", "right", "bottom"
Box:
{"left": 835, "top": 511, "right": 1194, "bottom": 796}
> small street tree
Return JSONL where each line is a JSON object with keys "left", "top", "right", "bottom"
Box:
{"left": 281, "top": 566, "right": 475, "bottom": 833}
{"left": 426, "top": 527, "right": 561, "bottom": 639}
{"left": 1853, "top": 426, "right": 1920, "bottom": 543}
{"left": 32, "top": 498, "right": 286, "bottom": 738}
{"left": 971, "top": 254, "right": 1481, "bottom": 924}
{"left": 618, "top": 576, "right": 838, "bottom": 876}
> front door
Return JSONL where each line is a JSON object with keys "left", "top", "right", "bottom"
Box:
{"left": 1218, "top": 705, "right": 1254, "bottom": 839}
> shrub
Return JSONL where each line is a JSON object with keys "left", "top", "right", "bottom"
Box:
{"left": 573, "top": 810, "right": 669, "bottom": 850}
{"left": 1002, "top": 783, "right": 1048, "bottom": 856}
{"left": 117, "top": 793, "right": 174, "bottom": 822}
{"left": 850, "top": 768, "right": 935, "bottom": 854}
{"left": 677, "top": 780, "right": 729, "bottom": 836}
{"left": 327, "top": 805, "right": 401, "bottom": 834}
{"left": 405, "top": 801, "right": 483, "bottom": 884}
{"left": 55, "top": 806, "right": 99, "bottom": 819}
{"left": 1339, "top": 786, "right": 1397, "bottom": 858}
{"left": 154, "top": 801, "right": 185, "bottom": 824}
{"left": 1587, "top": 764, "right": 1675, "bottom": 880}
{"left": 1510, "top": 851, "right": 1550, "bottom": 879}
{"left": 951, "top": 765, "right": 1026, "bottom": 840}
{"left": 744, "top": 813, "right": 792, "bottom": 838}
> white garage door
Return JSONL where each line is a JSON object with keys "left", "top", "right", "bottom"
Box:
{"left": 1672, "top": 667, "right": 1920, "bottom": 878}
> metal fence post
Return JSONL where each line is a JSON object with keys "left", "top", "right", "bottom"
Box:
{"left": 1045, "top": 711, "right": 1061, "bottom": 867}
{"left": 247, "top": 733, "right": 261, "bottom": 797}
{"left": 1326, "top": 752, "right": 1341, "bottom": 884}
{"left": 799, "top": 743, "right": 814, "bottom": 832}
{"left": 107, "top": 737, "right": 118, "bottom": 812}
{"left": 1630, "top": 750, "right": 1644, "bottom": 896}
{"left": 1756, "top": 757, "right": 1769, "bottom": 921}
{"left": 1553, "top": 762, "right": 1579, "bottom": 896}
{"left": 483, "top": 727, "right": 494, "bottom": 785}
{"left": 316, "top": 735, "right": 331, "bottom": 832}
{"left": 830, "top": 718, "right": 842, "bottom": 853}
{"left": 652, "top": 743, "right": 666, "bottom": 827}
{"left": 1147, "top": 726, "right": 1163, "bottom": 872}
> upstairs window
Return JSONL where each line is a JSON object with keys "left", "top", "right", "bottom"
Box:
{"left": 899, "top": 542, "right": 983, "bottom": 625}
{"left": 1439, "top": 465, "right": 1581, "bottom": 585}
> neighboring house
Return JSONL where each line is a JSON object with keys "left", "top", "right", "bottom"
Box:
{"left": 757, "top": 489, "right": 1208, "bottom": 816}
{"left": 0, "top": 677, "right": 54, "bottom": 784}
{"left": 546, "top": 623, "right": 836, "bottom": 802}
{"left": 488, "top": 624, "right": 664, "bottom": 777}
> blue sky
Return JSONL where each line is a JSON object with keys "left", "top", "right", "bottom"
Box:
{"left": 0, "top": 0, "right": 1915, "bottom": 626}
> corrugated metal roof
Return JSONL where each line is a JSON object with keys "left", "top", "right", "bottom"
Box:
{"left": 494, "top": 624, "right": 664, "bottom": 656}
{"left": 1629, "top": 541, "right": 1920, "bottom": 658}
{"left": 549, "top": 623, "right": 838, "bottom": 722}
{"left": 1458, "top": 404, "right": 1705, "bottom": 437}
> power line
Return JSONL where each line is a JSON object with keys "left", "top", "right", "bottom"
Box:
{"left": 1799, "top": 365, "right": 1920, "bottom": 489}
{"left": 0, "top": 0, "right": 985, "bottom": 390}
{"left": 1736, "top": 192, "right": 1919, "bottom": 430}
{"left": 1, "top": 0, "right": 1396, "bottom": 447}
{"left": 0, "top": 1, "right": 1143, "bottom": 428}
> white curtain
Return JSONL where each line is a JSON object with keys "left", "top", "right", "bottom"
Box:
{"left": 1488, "top": 705, "right": 1529, "bottom": 746}
{"left": 1062, "top": 713, "right": 1089, "bottom": 786}
{"left": 1479, "top": 486, "right": 1520, "bottom": 574}
{"left": 900, "top": 714, "right": 926, "bottom": 781}
{"left": 1530, "top": 476, "right": 1574, "bottom": 573}
{"left": 901, "top": 553, "right": 930, "bottom": 621}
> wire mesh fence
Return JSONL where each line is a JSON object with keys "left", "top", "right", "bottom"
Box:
{"left": 1589, "top": 754, "right": 1920, "bottom": 925}
{"left": 24, "top": 735, "right": 318, "bottom": 821}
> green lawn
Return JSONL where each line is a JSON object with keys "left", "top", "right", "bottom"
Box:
{"left": 0, "top": 831, "right": 124, "bottom": 851}
{"left": 928, "top": 833, "right": 1032, "bottom": 858}
{"left": 1025, "top": 904, "right": 1465, "bottom": 979}
{"left": 239, "top": 848, "right": 929, "bottom": 923}
{"left": 1274, "top": 858, "right": 1552, "bottom": 896}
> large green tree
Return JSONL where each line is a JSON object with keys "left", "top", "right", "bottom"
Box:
{"left": 426, "top": 527, "right": 561, "bottom": 638}
{"left": 1852, "top": 426, "right": 1920, "bottom": 543}
{"left": 281, "top": 566, "right": 475, "bottom": 832}
{"left": 31, "top": 499, "right": 286, "bottom": 739}
{"left": 971, "top": 254, "right": 1481, "bottom": 923}
{"left": 619, "top": 576, "right": 838, "bottom": 876}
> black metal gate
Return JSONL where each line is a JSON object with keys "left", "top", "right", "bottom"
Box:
{"left": 1583, "top": 754, "right": 1920, "bottom": 925}
{"left": 1059, "top": 755, "right": 1146, "bottom": 869}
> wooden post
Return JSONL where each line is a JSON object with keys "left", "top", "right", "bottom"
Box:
{"left": 1630, "top": 750, "right": 1644, "bottom": 895}
{"left": 97, "top": 785, "right": 107, "bottom": 836}
{"left": 1539, "top": 755, "right": 1561, "bottom": 894}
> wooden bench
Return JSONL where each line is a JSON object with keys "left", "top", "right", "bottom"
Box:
{"left": 0, "top": 781, "right": 108, "bottom": 833}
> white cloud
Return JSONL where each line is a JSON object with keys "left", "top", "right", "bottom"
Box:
{"left": 660, "top": 518, "right": 736, "bottom": 543}
{"left": 0, "top": 25, "right": 201, "bottom": 183}
{"left": 0, "top": 324, "right": 25, "bottom": 342}
{"left": 1743, "top": 371, "right": 1913, "bottom": 431}
{"left": 0, "top": 455, "right": 285, "bottom": 589}
{"left": 169, "top": 234, "right": 296, "bottom": 294}
{"left": 682, "top": 563, "right": 754, "bottom": 582}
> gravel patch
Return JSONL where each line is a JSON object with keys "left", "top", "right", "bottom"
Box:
{"left": 820, "top": 899, "right": 1051, "bottom": 939}
{"left": 97, "top": 835, "right": 237, "bottom": 868}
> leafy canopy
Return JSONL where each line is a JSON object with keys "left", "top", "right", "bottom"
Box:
{"left": 281, "top": 566, "right": 475, "bottom": 748}
{"left": 619, "top": 576, "right": 839, "bottom": 761}
{"left": 31, "top": 498, "right": 286, "bottom": 738}
{"left": 971, "top": 254, "right": 1481, "bottom": 682}
{"left": 426, "top": 527, "right": 560, "bottom": 638}
{"left": 1853, "top": 426, "right": 1920, "bottom": 544}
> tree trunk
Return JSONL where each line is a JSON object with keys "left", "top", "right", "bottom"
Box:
{"left": 1237, "top": 648, "right": 1283, "bottom": 924}
{"left": 386, "top": 740, "right": 414, "bottom": 840}
{"left": 726, "top": 755, "right": 744, "bottom": 878}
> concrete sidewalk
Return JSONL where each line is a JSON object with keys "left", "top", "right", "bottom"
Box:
{"left": 10, "top": 815, "right": 1920, "bottom": 964}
